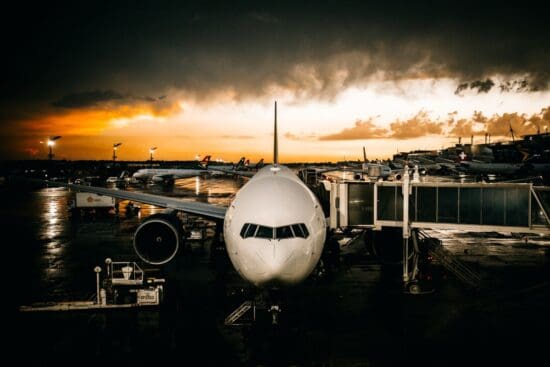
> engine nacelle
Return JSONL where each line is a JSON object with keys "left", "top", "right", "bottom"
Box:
{"left": 133, "top": 213, "right": 183, "bottom": 265}
{"left": 387, "top": 172, "right": 402, "bottom": 181}
{"left": 151, "top": 175, "right": 175, "bottom": 186}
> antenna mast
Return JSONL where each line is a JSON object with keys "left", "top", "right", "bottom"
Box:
{"left": 274, "top": 101, "right": 278, "bottom": 166}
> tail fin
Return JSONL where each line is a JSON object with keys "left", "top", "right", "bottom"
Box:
{"left": 363, "top": 146, "right": 368, "bottom": 162}
{"left": 244, "top": 159, "right": 250, "bottom": 167}
{"left": 235, "top": 157, "right": 246, "bottom": 170}
{"left": 274, "top": 101, "right": 278, "bottom": 166}
{"left": 199, "top": 155, "right": 211, "bottom": 169}
{"left": 256, "top": 158, "right": 264, "bottom": 169}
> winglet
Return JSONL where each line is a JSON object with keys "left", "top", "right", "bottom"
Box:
{"left": 274, "top": 101, "right": 278, "bottom": 166}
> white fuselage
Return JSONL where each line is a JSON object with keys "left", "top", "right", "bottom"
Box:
{"left": 224, "top": 165, "right": 326, "bottom": 287}
{"left": 132, "top": 168, "right": 206, "bottom": 182}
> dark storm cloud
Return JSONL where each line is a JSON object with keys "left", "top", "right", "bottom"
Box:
{"left": 470, "top": 79, "right": 495, "bottom": 94}
{"left": 455, "top": 79, "right": 500, "bottom": 95}
{"left": 1, "top": 1, "right": 549, "bottom": 119}
{"left": 52, "top": 90, "right": 125, "bottom": 108}
{"left": 52, "top": 90, "right": 170, "bottom": 111}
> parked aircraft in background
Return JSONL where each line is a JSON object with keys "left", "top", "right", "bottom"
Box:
{"left": 209, "top": 157, "right": 265, "bottom": 177}
{"left": 132, "top": 156, "right": 211, "bottom": 184}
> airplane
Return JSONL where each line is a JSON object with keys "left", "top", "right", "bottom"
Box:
{"left": 306, "top": 147, "right": 404, "bottom": 182}
{"left": 132, "top": 155, "right": 211, "bottom": 184}
{"left": 46, "top": 102, "right": 326, "bottom": 319}
{"left": 207, "top": 157, "right": 246, "bottom": 176}
{"left": 208, "top": 157, "right": 265, "bottom": 177}
{"left": 355, "top": 146, "right": 402, "bottom": 180}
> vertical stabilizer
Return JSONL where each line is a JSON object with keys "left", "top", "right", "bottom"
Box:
{"left": 363, "top": 146, "right": 367, "bottom": 162}
{"left": 274, "top": 101, "right": 279, "bottom": 166}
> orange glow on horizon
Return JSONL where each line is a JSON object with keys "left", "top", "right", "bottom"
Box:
{"left": 6, "top": 79, "right": 550, "bottom": 161}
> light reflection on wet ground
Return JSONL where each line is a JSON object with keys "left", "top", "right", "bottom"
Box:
{"left": 5, "top": 174, "right": 550, "bottom": 365}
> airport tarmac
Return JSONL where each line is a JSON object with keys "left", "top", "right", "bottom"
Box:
{"left": 5, "top": 175, "right": 550, "bottom": 366}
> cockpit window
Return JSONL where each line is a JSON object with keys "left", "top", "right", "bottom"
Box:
{"left": 241, "top": 223, "right": 257, "bottom": 238}
{"left": 291, "top": 224, "right": 309, "bottom": 238}
{"left": 240, "top": 223, "right": 249, "bottom": 238}
{"left": 240, "top": 223, "right": 309, "bottom": 239}
{"left": 276, "top": 226, "right": 293, "bottom": 239}
{"left": 256, "top": 225, "right": 273, "bottom": 239}
{"left": 300, "top": 223, "right": 309, "bottom": 238}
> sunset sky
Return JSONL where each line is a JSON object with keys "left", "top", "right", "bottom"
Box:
{"left": 1, "top": 1, "right": 549, "bottom": 162}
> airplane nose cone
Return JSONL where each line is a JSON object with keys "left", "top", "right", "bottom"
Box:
{"left": 254, "top": 242, "right": 301, "bottom": 286}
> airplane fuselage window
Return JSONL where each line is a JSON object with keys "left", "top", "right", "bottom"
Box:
{"left": 240, "top": 223, "right": 310, "bottom": 240}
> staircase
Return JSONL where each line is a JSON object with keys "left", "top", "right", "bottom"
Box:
{"left": 417, "top": 231, "right": 481, "bottom": 289}
{"left": 224, "top": 301, "right": 253, "bottom": 325}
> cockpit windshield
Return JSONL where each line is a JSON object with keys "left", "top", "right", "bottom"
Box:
{"left": 240, "top": 223, "right": 310, "bottom": 239}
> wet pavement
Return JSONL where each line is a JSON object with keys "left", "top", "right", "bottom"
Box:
{"left": 4, "top": 176, "right": 550, "bottom": 366}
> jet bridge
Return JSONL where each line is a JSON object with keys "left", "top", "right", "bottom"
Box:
{"left": 326, "top": 172, "right": 550, "bottom": 289}
{"left": 330, "top": 180, "right": 550, "bottom": 234}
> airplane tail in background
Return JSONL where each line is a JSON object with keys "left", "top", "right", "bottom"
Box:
{"left": 256, "top": 158, "right": 264, "bottom": 169}
{"left": 234, "top": 157, "right": 246, "bottom": 170}
{"left": 199, "top": 155, "right": 211, "bottom": 169}
{"left": 363, "top": 146, "right": 368, "bottom": 163}
{"left": 244, "top": 159, "right": 250, "bottom": 167}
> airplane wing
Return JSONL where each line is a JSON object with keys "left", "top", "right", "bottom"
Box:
{"left": 208, "top": 167, "right": 255, "bottom": 178}
{"left": 48, "top": 181, "right": 227, "bottom": 220}
{"left": 231, "top": 170, "right": 255, "bottom": 178}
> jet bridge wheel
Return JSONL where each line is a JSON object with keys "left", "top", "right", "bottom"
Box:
{"left": 133, "top": 213, "right": 184, "bottom": 265}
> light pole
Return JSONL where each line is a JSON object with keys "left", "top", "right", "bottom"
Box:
{"left": 113, "top": 143, "right": 122, "bottom": 161}
{"left": 94, "top": 266, "right": 102, "bottom": 305}
{"left": 149, "top": 146, "right": 157, "bottom": 162}
{"left": 47, "top": 136, "right": 62, "bottom": 161}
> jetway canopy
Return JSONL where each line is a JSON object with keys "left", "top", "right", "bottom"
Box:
{"left": 329, "top": 181, "right": 550, "bottom": 234}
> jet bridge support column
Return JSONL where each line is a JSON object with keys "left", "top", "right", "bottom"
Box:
{"left": 402, "top": 167, "right": 411, "bottom": 283}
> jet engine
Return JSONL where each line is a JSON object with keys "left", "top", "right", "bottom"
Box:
{"left": 152, "top": 175, "right": 175, "bottom": 186}
{"left": 133, "top": 212, "right": 183, "bottom": 264}
{"left": 387, "top": 172, "right": 402, "bottom": 181}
